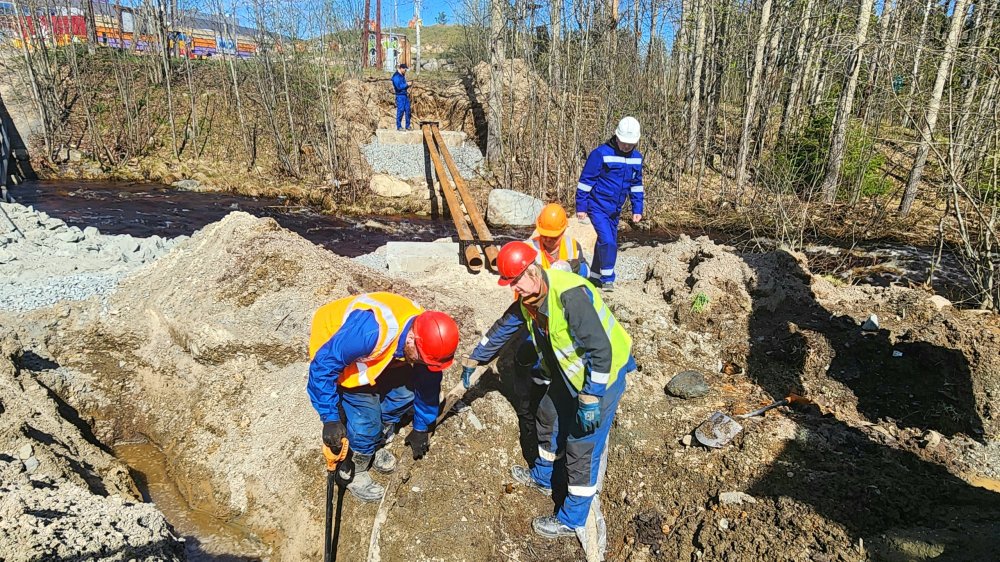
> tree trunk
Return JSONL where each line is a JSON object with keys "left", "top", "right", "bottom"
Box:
{"left": 674, "top": 0, "right": 690, "bottom": 99}
{"left": 777, "top": 0, "right": 815, "bottom": 142}
{"left": 953, "top": 0, "right": 995, "bottom": 178}
{"left": 733, "top": 0, "right": 773, "bottom": 193}
{"left": 899, "top": 0, "right": 972, "bottom": 215}
{"left": 903, "top": 0, "right": 935, "bottom": 127}
{"left": 684, "top": 0, "right": 707, "bottom": 173}
{"left": 819, "top": 0, "right": 876, "bottom": 203}
{"left": 486, "top": 0, "right": 505, "bottom": 164}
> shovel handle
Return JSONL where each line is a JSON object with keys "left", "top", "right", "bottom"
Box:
{"left": 323, "top": 439, "right": 349, "bottom": 472}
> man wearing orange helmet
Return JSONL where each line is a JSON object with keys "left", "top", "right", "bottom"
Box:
{"left": 307, "top": 293, "right": 459, "bottom": 502}
{"left": 531, "top": 202, "right": 589, "bottom": 277}
{"left": 462, "top": 242, "right": 635, "bottom": 557}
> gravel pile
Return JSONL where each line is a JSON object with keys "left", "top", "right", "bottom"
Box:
{"left": 361, "top": 141, "right": 484, "bottom": 179}
{"left": 0, "top": 202, "right": 183, "bottom": 313}
{"left": 352, "top": 246, "right": 389, "bottom": 271}
{"left": 615, "top": 253, "right": 649, "bottom": 282}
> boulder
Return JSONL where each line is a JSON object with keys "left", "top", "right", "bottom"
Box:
{"left": 171, "top": 179, "right": 202, "bottom": 191}
{"left": 929, "top": 295, "right": 952, "bottom": 311}
{"left": 666, "top": 370, "right": 710, "bottom": 399}
{"left": 487, "top": 189, "right": 544, "bottom": 227}
{"left": 370, "top": 174, "right": 413, "bottom": 198}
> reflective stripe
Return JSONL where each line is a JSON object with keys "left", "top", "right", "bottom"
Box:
{"left": 630, "top": 185, "right": 644, "bottom": 193}
{"left": 538, "top": 447, "right": 557, "bottom": 461}
{"left": 356, "top": 363, "right": 371, "bottom": 385}
{"left": 625, "top": 157, "right": 642, "bottom": 165}
{"left": 568, "top": 484, "right": 598, "bottom": 497}
{"left": 480, "top": 335, "right": 490, "bottom": 346}
{"left": 577, "top": 182, "right": 593, "bottom": 192}
{"left": 603, "top": 155, "right": 626, "bottom": 164}
{"left": 345, "top": 295, "right": 401, "bottom": 361}
{"left": 600, "top": 268, "right": 615, "bottom": 276}
{"left": 588, "top": 271, "right": 602, "bottom": 280}
{"left": 591, "top": 370, "right": 610, "bottom": 384}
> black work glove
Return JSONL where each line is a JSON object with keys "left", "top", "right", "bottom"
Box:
{"left": 405, "top": 430, "right": 429, "bottom": 460}
{"left": 323, "top": 421, "right": 347, "bottom": 454}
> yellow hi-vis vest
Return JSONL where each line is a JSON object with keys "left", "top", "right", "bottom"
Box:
{"left": 530, "top": 235, "right": 582, "bottom": 269}
{"left": 520, "top": 270, "right": 632, "bottom": 391}
{"left": 308, "top": 292, "right": 424, "bottom": 388}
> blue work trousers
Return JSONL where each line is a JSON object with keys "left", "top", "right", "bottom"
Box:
{"left": 339, "top": 368, "right": 415, "bottom": 455}
{"left": 530, "top": 367, "right": 627, "bottom": 529}
{"left": 395, "top": 95, "right": 411, "bottom": 129}
{"left": 589, "top": 211, "right": 619, "bottom": 284}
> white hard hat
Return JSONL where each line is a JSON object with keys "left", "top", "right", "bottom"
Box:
{"left": 615, "top": 116, "right": 641, "bottom": 144}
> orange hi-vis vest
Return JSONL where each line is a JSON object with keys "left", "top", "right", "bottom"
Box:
{"left": 308, "top": 292, "right": 424, "bottom": 388}
{"left": 530, "top": 234, "right": 581, "bottom": 269}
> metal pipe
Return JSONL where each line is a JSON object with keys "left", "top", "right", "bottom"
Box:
{"left": 430, "top": 125, "right": 499, "bottom": 270}
{"left": 422, "top": 124, "right": 483, "bottom": 271}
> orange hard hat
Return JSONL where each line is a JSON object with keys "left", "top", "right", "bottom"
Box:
{"left": 536, "top": 203, "right": 569, "bottom": 237}
{"left": 413, "top": 311, "right": 459, "bottom": 372}
{"left": 497, "top": 241, "right": 538, "bottom": 286}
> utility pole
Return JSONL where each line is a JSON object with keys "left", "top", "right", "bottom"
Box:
{"left": 414, "top": 0, "right": 421, "bottom": 74}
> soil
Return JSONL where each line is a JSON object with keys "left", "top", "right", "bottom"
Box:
{"left": 3, "top": 213, "right": 999, "bottom": 561}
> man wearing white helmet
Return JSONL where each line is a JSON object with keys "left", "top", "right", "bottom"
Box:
{"left": 575, "top": 116, "right": 644, "bottom": 290}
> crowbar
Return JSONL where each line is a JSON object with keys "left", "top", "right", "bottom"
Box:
{"left": 323, "top": 438, "right": 350, "bottom": 562}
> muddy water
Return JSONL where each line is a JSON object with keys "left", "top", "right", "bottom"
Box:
{"left": 114, "top": 441, "right": 267, "bottom": 561}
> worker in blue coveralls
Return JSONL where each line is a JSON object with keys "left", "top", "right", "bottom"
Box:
{"left": 392, "top": 63, "right": 412, "bottom": 131}
{"left": 307, "top": 293, "right": 460, "bottom": 502}
{"left": 462, "top": 241, "right": 635, "bottom": 558}
{"left": 576, "top": 116, "right": 644, "bottom": 291}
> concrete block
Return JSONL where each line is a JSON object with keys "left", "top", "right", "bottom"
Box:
{"left": 385, "top": 241, "right": 460, "bottom": 274}
{"left": 375, "top": 128, "right": 467, "bottom": 148}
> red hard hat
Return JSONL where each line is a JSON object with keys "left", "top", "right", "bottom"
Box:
{"left": 412, "top": 310, "right": 459, "bottom": 372}
{"left": 497, "top": 241, "right": 538, "bottom": 286}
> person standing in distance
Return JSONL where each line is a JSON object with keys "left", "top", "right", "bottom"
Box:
{"left": 575, "top": 116, "right": 644, "bottom": 291}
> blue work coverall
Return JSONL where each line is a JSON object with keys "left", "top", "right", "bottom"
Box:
{"left": 392, "top": 71, "right": 411, "bottom": 130}
{"left": 306, "top": 310, "right": 441, "bottom": 455}
{"left": 468, "top": 282, "right": 635, "bottom": 529}
{"left": 576, "top": 139, "right": 644, "bottom": 285}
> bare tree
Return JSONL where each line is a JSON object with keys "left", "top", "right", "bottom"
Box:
{"left": 733, "top": 0, "right": 773, "bottom": 193}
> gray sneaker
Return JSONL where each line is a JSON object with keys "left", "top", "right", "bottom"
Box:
{"left": 602, "top": 281, "right": 615, "bottom": 292}
{"left": 533, "top": 515, "right": 576, "bottom": 538}
{"left": 372, "top": 448, "right": 397, "bottom": 474}
{"left": 346, "top": 470, "right": 385, "bottom": 502}
{"left": 511, "top": 465, "right": 551, "bottom": 496}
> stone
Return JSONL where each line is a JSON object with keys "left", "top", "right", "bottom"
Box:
{"left": 921, "top": 430, "right": 942, "bottom": 449}
{"left": 666, "top": 370, "right": 710, "bottom": 399}
{"left": 385, "top": 241, "right": 460, "bottom": 274}
{"left": 421, "top": 58, "right": 441, "bottom": 71}
{"left": 718, "top": 491, "right": 757, "bottom": 506}
{"left": 83, "top": 226, "right": 100, "bottom": 238}
{"left": 23, "top": 457, "right": 39, "bottom": 474}
{"left": 16, "top": 443, "right": 33, "bottom": 460}
{"left": 68, "top": 149, "right": 84, "bottom": 162}
{"left": 929, "top": 295, "right": 952, "bottom": 311}
{"left": 861, "top": 314, "right": 880, "bottom": 331}
{"left": 718, "top": 518, "right": 729, "bottom": 530}
{"left": 370, "top": 174, "right": 413, "bottom": 198}
{"left": 171, "top": 179, "right": 202, "bottom": 191}
{"left": 55, "top": 230, "right": 84, "bottom": 243}
{"left": 681, "top": 435, "right": 693, "bottom": 447}
{"left": 487, "top": 189, "right": 544, "bottom": 227}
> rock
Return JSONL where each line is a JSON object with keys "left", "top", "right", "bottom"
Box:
{"left": 55, "top": 230, "right": 84, "bottom": 243}
{"left": 921, "top": 430, "right": 942, "bottom": 449}
{"left": 171, "top": 179, "right": 202, "bottom": 191}
{"left": 487, "top": 189, "right": 544, "bottom": 227}
{"left": 718, "top": 491, "right": 757, "bottom": 506}
{"left": 16, "top": 443, "right": 33, "bottom": 460}
{"left": 666, "top": 370, "right": 710, "bottom": 399}
{"left": 421, "top": 58, "right": 441, "bottom": 72}
{"left": 370, "top": 174, "right": 413, "bottom": 198}
{"left": 23, "top": 457, "right": 39, "bottom": 474}
{"left": 83, "top": 226, "right": 100, "bottom": 238}
{"left": 0, "top": 251, "right": 15, "bottom": 264}
{"left": 681, "top": 434, "right": 693, "bottom": 447}
{"left": 718, "top": 518, "right": 729, "bottom": 530}
{"left": 861, "top": 314, "right": 880, "bottom": 331}
{"left": 68, "top": 149, "right": 84, "bottom": 163}
{"left": 929, "top": 295, "right": 952, "bottom": 311}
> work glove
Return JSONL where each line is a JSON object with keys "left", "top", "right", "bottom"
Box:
{"left": 461, "top": 357, "right": 479, "bottom": 389}
{"left": 577, "top": 395, "right": 601, "bottom": 434}
{"left": 405, "top": 430, "right": 430, "bottom": 460}
{"left": 322, "top": 421, "right": 347, "bottom": 455}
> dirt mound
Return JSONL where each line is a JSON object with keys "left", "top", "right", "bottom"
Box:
{"left": 0, "top": 331, "right": 183, "bottom": 561}
{"left": 334, "top": 77, "right": 479, "bottom": 140}
{"left": 6, "top": 218, "right": 1000, "bottom": 561}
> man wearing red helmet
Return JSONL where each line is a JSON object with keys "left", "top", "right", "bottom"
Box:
{"left": 463, "top": 241, "right": 635, "bottom": 557}
{"left": 307, "top": 293, "right": 459, "bottom": 502}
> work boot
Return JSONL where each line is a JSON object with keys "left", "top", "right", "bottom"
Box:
{"left": 345, "top": 453, "right": 384, "bottom": 503}
{"left": 511, "top": 465, "right": 551, "bottom": 496}
{"left": 602, "top": 282, "right": 615, "bottom": 292}
{"left": 372, "top": 448, "right": 397, "bottom": 474}
{"left": 533, "top": 515, "right": 576, "bottom": 538}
